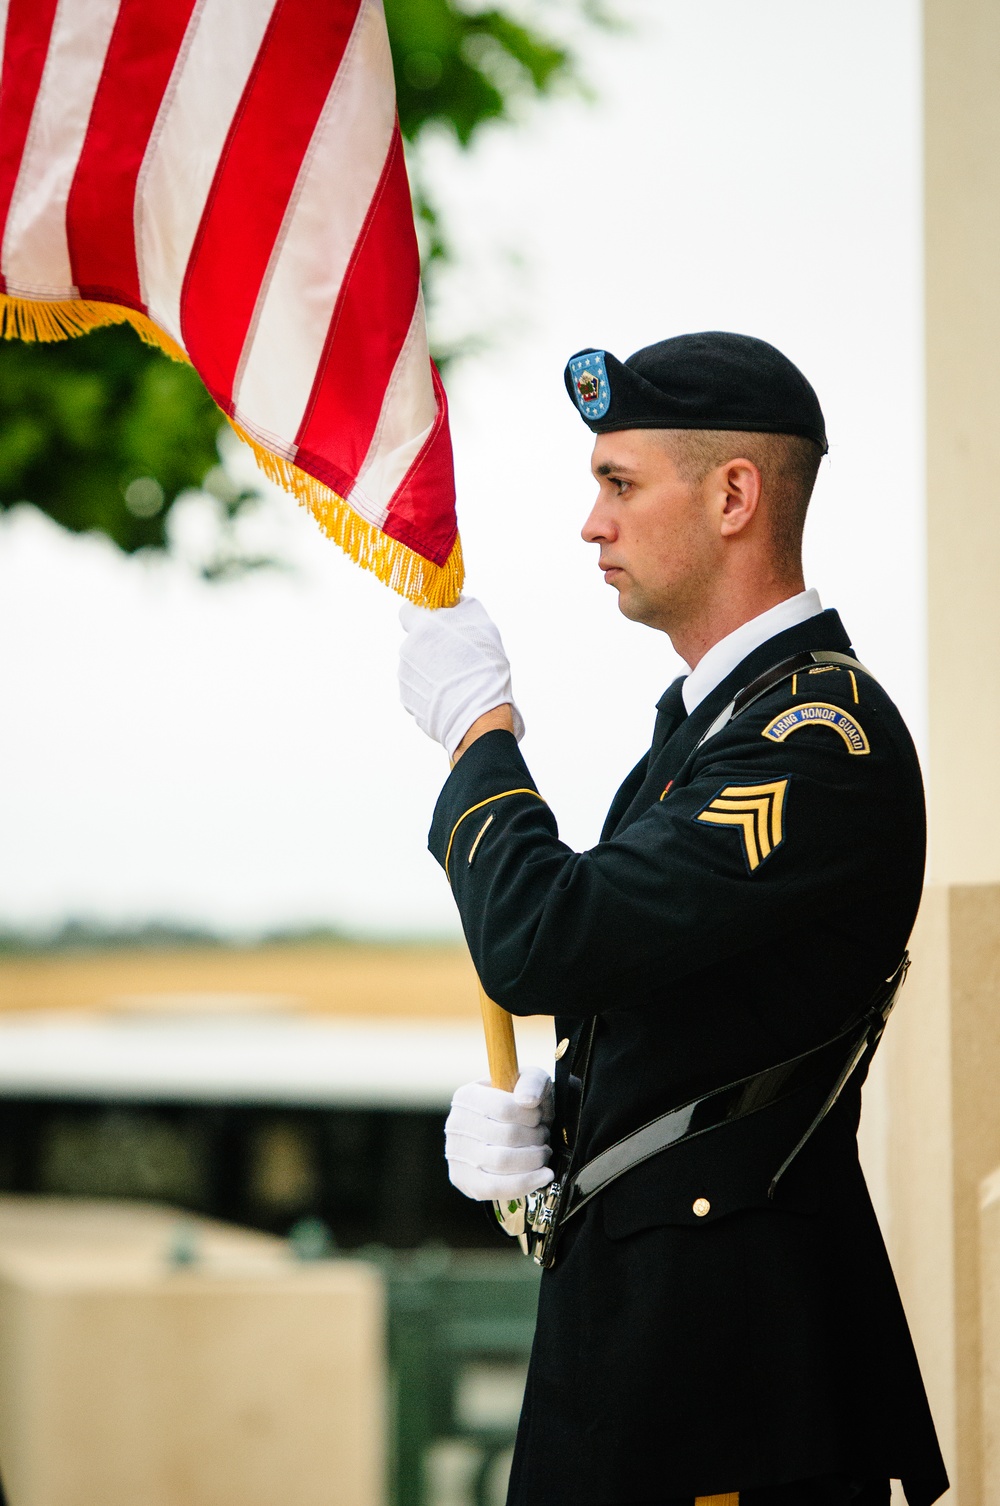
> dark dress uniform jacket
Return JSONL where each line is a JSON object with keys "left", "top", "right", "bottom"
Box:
{"left": 428, "top": 610, "right": 948, "bottom": 1506}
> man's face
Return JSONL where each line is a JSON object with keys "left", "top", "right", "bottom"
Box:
{"left": 581, "top": 430, "right": 717, "bottom": 636}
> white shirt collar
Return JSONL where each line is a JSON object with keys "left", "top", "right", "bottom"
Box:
{"left": 680, "top": 588, "right": 824, "bottom": 715}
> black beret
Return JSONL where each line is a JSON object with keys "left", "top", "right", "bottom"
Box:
{"left": 564, "top": 331, "right": 827, "bottom": 453}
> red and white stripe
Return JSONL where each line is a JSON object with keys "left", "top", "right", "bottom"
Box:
{"left": 0, "top": 0, "right": 456, "bottom": 569}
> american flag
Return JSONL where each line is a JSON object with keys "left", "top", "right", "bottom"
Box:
{"left": 0, "top": 0, "right": 462, "bottom": 606}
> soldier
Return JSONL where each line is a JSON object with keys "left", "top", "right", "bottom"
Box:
{"left": 398, "top": 332, "right": 948, "bottom": 1506}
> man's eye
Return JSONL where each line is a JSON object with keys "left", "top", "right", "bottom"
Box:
{"left": 612, "top": 477, "right": 631, "bottom": 496}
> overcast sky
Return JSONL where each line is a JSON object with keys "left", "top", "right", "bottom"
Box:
{"left": 0, "top": 0, "right": 921, "bottom": 940}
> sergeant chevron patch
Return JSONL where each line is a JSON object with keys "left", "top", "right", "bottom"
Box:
{"left": 695, "top": 779, "right": 788, "bottom": 873}
{"left": 762, "top": 702, "right": 869, "bottom": 755}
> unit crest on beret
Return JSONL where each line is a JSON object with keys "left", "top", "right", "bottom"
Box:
{"left": 567, "top": 351, "right": 611, "bottom": 420}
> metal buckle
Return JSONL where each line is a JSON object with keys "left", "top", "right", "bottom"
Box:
{"left": 492, "top": 1180, "right": 564, "bottom": 1264}
{"left": 525, "top": 1181, "right": 563, "bottom": 1267}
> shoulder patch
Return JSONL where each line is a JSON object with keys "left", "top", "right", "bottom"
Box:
{"left": 695, "top": 779, "right": 788, "bottom": 873}
{"left": 762, "top": 702, "right": 869, "bottom": 755}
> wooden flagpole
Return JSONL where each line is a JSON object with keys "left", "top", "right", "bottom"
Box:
{"left": 477, "top": 981, "right": 530, "bottom": 1249}
{"left": 477, "top": 982, "right": 519, "bottom": 1091}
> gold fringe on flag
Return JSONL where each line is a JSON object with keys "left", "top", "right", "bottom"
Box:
{"left": 226, "top": 416, "right": 463, "bottom": 609}
{"left": 0, "top": 292, "right": 463, "bottom": 608}
{"left": 0, "top": 292, "right": 186, "bottom": 360}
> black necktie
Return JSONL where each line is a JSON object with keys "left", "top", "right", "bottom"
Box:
{"left": 650, "top": 675, "right": 688, "bottom": 757}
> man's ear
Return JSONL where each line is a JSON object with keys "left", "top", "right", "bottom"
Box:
{"left": 718, "top": 458, "right": 762, "bottom": 538}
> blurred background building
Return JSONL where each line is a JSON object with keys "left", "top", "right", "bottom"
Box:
{"left": 0, "top": 937, "right": 546, "bottom": 1506}
{"left": 2, "top": 0, "right": 999, "bottom": 1502}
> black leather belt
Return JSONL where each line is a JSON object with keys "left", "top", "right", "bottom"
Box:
{"left": 567, "top": 955, "right": 905, "bottom": 1220}
{"left": 527, "top": 955, "right": 909, "bottom": 1267}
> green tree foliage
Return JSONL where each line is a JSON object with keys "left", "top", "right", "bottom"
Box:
{"left": 389, "top": 0, "right": 576, "bottom": 274}
{"left": 391, "top": 0, "right": 573, "bottom": 148}
{"left": 0, "top": 2, "right": 595, "bottom": 565}
{"left": 0, "top": 326, "right": 223, "bottom": 556}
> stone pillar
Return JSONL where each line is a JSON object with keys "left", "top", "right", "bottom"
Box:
{"left": 886, "top": 888, "right": 1000, "bottom": 1506}
{"left": 979, "top": 1171, "right": 1000, "bottom": 1505}
{"left": 925, "top": 0, "right": 1000, "bottom": 880}
{"left": 878, "top": 5, "right": 1000, "bottom": 1502}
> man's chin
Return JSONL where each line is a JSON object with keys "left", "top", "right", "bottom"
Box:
{"left": 615, "top": 586, "right": 663, "bottom": 632}
{"left": 614, "top": 585, "right": 644, "bottom": 623}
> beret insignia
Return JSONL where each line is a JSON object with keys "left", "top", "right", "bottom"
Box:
{"left": 762, "top": 702, "right": 869, "bottom": 756}
{"left": 567, "top": 350, "right": 611, "bottom": 420}
{"left": 695, "top": 779, "right": 788, "bottom": 873}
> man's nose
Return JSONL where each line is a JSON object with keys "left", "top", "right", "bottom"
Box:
{"left": 581, "top": 499, "right": 615, "bottom": 544}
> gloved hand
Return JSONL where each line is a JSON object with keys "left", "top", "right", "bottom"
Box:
{"left": 445, "top": 1065, "right": 555, "bottom": 1201}
{"left": 399, "top": 596, "right": 525, "bottom": 757}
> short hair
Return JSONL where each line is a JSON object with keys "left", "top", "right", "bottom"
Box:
{"left": 659, "top": 429, "right": 824, "bottom": 564}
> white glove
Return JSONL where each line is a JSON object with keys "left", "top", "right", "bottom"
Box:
{"left": 445, "top": 1065, "right": 555, "bottom": 1201}
{"left": 399, "top": 596, "right": 525, "bottom": 757}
